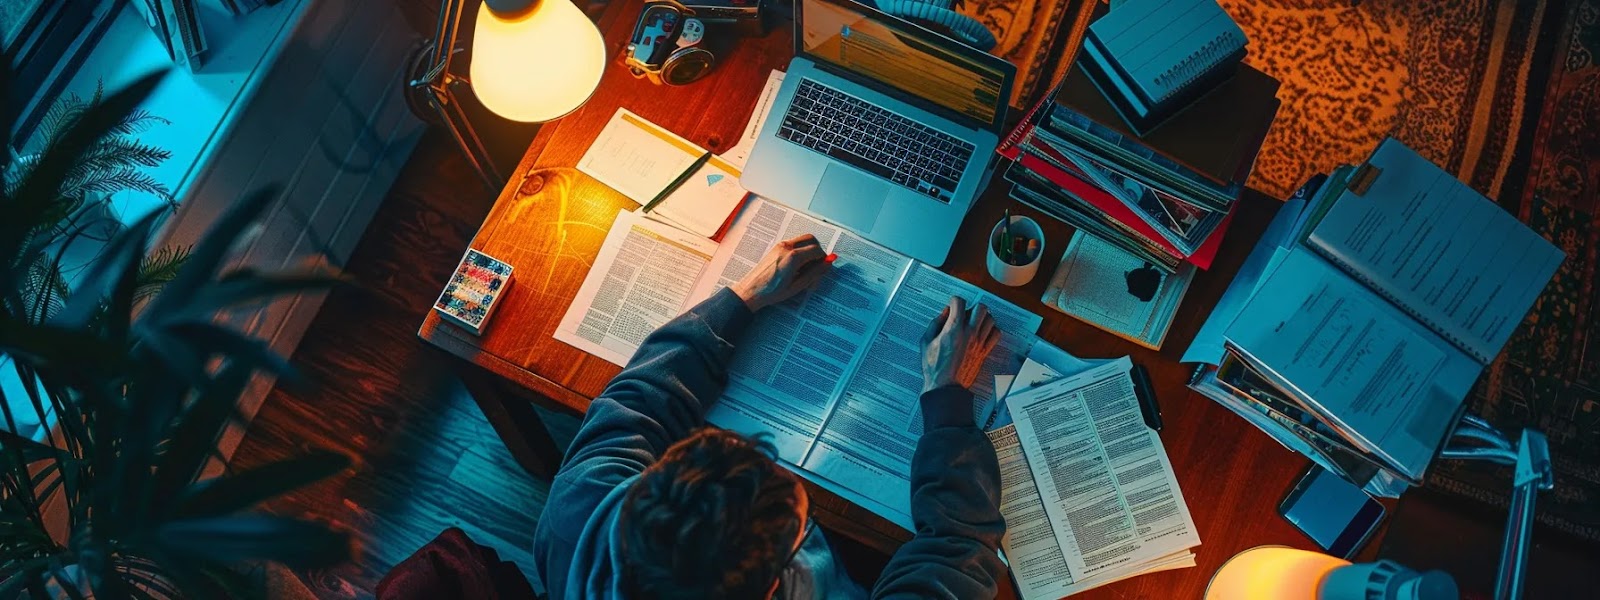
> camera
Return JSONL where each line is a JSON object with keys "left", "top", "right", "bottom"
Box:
{"left": 626, "top": 0, "right": 769, "bottom": 86}
{"left": 626, "top": 0, "right": 716, "bottom": 86}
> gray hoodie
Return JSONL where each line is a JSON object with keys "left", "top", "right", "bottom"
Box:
{"left": 532, "top": 288, "right": 1006, "bottom": 599}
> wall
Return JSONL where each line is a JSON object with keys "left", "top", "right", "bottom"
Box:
{"left": 152, "top": 0, "right": 426, "bottom": 463}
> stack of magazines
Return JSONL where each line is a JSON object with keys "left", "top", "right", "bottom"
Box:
{"left": 999, "top": 55, "right": 1279, "bottom": 273}
{"left": 998, "top": 39, "right": 1279, "bottom": 346}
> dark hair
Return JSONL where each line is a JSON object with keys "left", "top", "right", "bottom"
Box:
{"left": 618, "top": 428, "right": 804, "bottom": 599}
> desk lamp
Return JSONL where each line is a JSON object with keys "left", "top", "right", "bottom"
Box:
{"left": 407, "top": 0, "right": 606, "bottom": 188}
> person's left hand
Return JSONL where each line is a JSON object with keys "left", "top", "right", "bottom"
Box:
{"left": 730, "top": 234, "right": 832, "bottom": 311}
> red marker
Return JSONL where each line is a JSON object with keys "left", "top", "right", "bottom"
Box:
{"left": 825, "top": 253, "right": 838, "bottom": 264}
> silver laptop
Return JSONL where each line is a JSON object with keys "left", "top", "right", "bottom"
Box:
{"left": 741, "top": 0, "right": 1015, "bottom": 266}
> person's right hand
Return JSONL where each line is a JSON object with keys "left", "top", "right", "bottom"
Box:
{"left": 920, "top": 296, "right": 1001, "bottom": 394}
{"left": 729, "top": 234, "right": 832, "bottom": 312}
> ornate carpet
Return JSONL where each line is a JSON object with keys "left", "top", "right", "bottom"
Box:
{"left": 971, "top": 0, "right": 1600, "bottom": 543}
{"left": 1425, "top": 0, "right": 1600, "bottom": 545}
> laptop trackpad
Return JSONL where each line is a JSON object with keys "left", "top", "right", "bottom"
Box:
{"left": 811, "top": 164, "right": 887, "bottom": 232}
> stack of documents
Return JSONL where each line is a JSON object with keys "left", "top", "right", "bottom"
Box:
{"left": 989, "top": 344, "right": 1200, "bottom": 598}
{"left": 1182, "top": 137, "right": 1565, "bottom": 497}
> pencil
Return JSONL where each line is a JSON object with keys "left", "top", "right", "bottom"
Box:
{"left": 643, "top": 151, "right": 712, "bottom": 213}
{"left": 1001, "top": 209, "right": 1012, "bottom": 263}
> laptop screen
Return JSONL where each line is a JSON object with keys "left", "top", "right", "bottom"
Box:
{"left": 799, "top": 0, "right": 1009, "bottom": 129}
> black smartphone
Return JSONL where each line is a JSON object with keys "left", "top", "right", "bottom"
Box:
{"left": 1278, "top": 464, "right": 1386, "bottom": 559}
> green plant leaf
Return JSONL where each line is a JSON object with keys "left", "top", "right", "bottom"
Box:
{"left": 147, "top": 362, "right": 251, "bottom": 508}
{"left": 0, "top": 319, "right": 126, "bottom": 371}
{"left": 1, "top": 70, "right": 166, "bottom": 271}
{"left": 175, "top": 451, "right": 349, "bottom": 519}
{"left": 156, "top": 515, "right": 350, "bottom": 569}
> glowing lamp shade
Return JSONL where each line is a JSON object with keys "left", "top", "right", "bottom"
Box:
{"left": 1205, "top": 546, "right": 1350, "bottom": 600}
{"left": 470, "top": 0, "right": 605, "bottom": 122}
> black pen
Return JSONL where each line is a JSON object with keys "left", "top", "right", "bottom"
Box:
{"left": 1131, "top": 363, "right": 1163, "bottom": 432}
{"left": 643, "top": 151, "right": 712, "bottom": 213}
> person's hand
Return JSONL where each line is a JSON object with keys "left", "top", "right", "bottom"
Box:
{"left": 920, "top": 296, "right": 1000, "bottom": 394}
{"left": 730, "top": 234, "right": 832, "bottom": 312}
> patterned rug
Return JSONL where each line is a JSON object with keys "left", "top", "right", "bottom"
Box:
{"left": 1425, "top": 0, "right": 1600, "bottom": 545}
{"left": 1221, "top": 0, "right": 1558, "bottom": 200}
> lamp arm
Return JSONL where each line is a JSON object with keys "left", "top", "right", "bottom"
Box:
{"left": 1438, "top": 422, "right": 1552, "bottom": 600}
{"left": 413, "top": 0, "right": 469, "bottom": 90}
{"left": 1493, "top": 429, "right": 1552, "bottom": 600}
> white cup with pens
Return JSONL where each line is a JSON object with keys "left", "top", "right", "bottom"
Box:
{"left": 988, "top": 210, "right": 1044, "bottom": 286}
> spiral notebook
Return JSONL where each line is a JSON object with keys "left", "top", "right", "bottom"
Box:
{"left": 1084, "top": 0, "right": 1246, "bottom": 133}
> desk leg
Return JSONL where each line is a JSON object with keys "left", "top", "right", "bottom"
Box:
{"left": 455, "top": 363, "right": 565, "bottom": 480}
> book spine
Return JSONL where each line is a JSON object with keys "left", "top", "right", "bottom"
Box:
{"left": 1303, "top": 241, "right": 1492, "bottom": 364}
{"left": 997, "top": 78, "right": 1065, "bottom": 160}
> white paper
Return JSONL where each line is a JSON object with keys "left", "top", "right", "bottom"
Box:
{"left": 991, "top": 342, "right": 1113, "bottom": 429}
{"left": 1042, "top": 231, "right": 1194, "bottom": 349}
{"left": 1308, "top": 139, "right": 1564, "bottom": 363}
{"left": 991, "top": 419, "right": 1197, "bottom": 599}
{"left": 645, "top": 155, "right": 749, "bottom": 239}
{"left": 577, "top": 108, "right": 704, "bottom": 205}
{"left": 553, "top": 210, "right": 719, "bottom": 365}
{"left": 1008, "top": 358, "right": 1201, "bottom": 585}
{"left": 723, "top": 70, "right": 786, "bottom": 168}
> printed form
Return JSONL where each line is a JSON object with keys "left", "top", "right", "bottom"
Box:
{"left": 554, "top": 210, "right": 718, "bottom": 365}
{"left": 1004, "top": 358, "right": 1201, "bottom": 594}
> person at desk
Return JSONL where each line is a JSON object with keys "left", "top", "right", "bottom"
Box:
{"left": 532, "top": 234, "right": 1007, "bottom": 599}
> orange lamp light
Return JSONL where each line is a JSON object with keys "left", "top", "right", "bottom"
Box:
{"left": 469, "top": 0, "right": 606, "bottom": 122}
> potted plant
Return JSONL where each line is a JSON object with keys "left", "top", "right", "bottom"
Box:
{"left": 2, "top": 68, "right": 354, "bottom": 597}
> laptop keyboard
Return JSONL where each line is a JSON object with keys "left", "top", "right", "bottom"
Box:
{"left": 777, "top": 79, "right": 974, "bottom": 203}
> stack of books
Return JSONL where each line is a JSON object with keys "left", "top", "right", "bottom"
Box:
{"left": 998, "top": 46, "right": 1279, "bottom": 346}
{"left": 1081, "top": 0, "right": 1248, "bottom": 134}
{"left": 1181, "top": 138, "right": 1565, "bottom": 497}
{"left": 1000, "top": 57, "right": 1279, "bottom": 272}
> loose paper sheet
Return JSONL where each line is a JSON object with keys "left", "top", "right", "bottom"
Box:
{"left": 723, "top": 69, "right": 786, "bottom": 168}
{"left": 577, "top": 108, "right": 705, "bottom": 205}
{"left": 553, "top": 210, "right": 718, "bottom": 365}
{"left": 1007, "top": 358, "right": 1201, "bottom": 588}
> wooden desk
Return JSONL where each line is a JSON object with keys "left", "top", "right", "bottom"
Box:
{"left": 419, "top": 0, "right": 1346, "bottom": 595}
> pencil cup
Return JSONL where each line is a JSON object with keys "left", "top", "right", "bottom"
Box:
{"left": 987, "top": 215, "right": 1044, "bottom": 287}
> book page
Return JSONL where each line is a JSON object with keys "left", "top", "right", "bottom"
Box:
{"left": 1008, "top": 358, "right": 1201, "bottom": 583}
{"left": 688, "top": 198, "right": 912, "bottom": 464}
{"left": 554, "top": 210, "right": 719, "bottom": 365}
{"left": 1307, "top": 139, "right": 1564, "bottom": 363}
{"left": 802, "top": 263, "right": 1041, "bottom": 525}
{"left": 989, "top": 424, "right": 1078, "bottom": 600}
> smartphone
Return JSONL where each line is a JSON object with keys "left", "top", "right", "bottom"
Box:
{"left": 1278, "top": 464, "right": 1386, "bottom": 559}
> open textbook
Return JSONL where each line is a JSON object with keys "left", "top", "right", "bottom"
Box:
{"left": 988, "top": 347, "right": 1199, "bottom": 599}
{"left": 556, "top": 198, "right": 1043, "bottom": 527}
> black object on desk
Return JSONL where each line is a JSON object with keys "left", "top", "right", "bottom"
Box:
{"left": 1131, "top": 362, "right": 1162, "bottom": 431}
